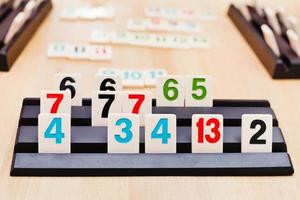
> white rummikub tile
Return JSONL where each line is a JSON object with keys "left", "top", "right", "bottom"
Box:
{"left": 165, "top": 20, "right": 183, "bottom": 32}
{"left": 145, "top": 114, "right": 176, "bottom": 153}
{"left": 91, "top": 91, "right": 122, "bottom": 126}
{"left": 88, "top": 45, "right": 112, "bottom": 61}
{"left": 94, "top": 7, "right": 115, "bottom": 19}
{"left": 162, "top": 8, "right": 182, "bottom": 20}
{"left": 47, "top": 43, "right": 71, "bottom": 58}
{"left": 90, "top": 30, "right": 112, "bottom": 44}
{"left": 147, "top": 18, "right": 168, "bottom": 32}
{"left": 185, "top": 75, "right": 213, "bottom": 107}
{"left": 60, "top": 9, "right": 79, "bottom": 20}
{"left": 144, "top": 6, "right": 163, "bottom": 18}
{"left": 107, "top": 113, "right": 140, "bottom": 153}
{"left": 97, "top": 68, "right": 121, "bottom": 76}
{"left": 181, "top": 21, "right": 202, "bottom": 33}
{"left": 130, "top": 33, "right": 152, "bottom": 47}
{"left": 38, "top": 113, "right": 71, "bottom": 153}
{"left": 171, "top": 35, "right": 191, "bottom": 49}
{"left": 53, "top": 74, "right": 83, "bottom": 106}
{"left": 121, "top": 91, "right": 152, "bottom": 126}
{"left": 188, "top": 35, "right": 210, "bottom": 49}
{"left": 241, "top": 114, "right": 273, "bottom": 153}
{"left": 77, "top": 7, "right": 98, "bottom": 20}
{"left": 265, "top": 7, "right": 281, "bottom": 34}
{"left": 121, "top": 69, "right": 145, "bottom": 88}
{"left": 94, "top": 74, "right": 122, "bottom": 91}
{"left": 149, "top": 34, "right": 170, "bottom": 48}
{"left": 67, "top": 44, "right": 90, "bottom": 60}
{"left": 144, "top": 68, "right": 167, "bottom": 87}
{"left": 261, "top": 24, "right": 280, "bottom": 56}
{"left": 191, "top": 114, "right": 223, "bottom": 153}
{"left": 111, "top": 31, "right": 133, "bottom": 44}
{"left": 286, "top": 29, "right": 300, "bottom": 56}
{"left": 40, "top": 90, "right": 71, "bottom": 114}
{"left": 127, "top": 18, "right": 147, "bottom": 31}
{"left": 61, "top": 7, "right": 115, "bottom": 20}
{"left": 156, "top": 75, "right": 185, "bottom": 107}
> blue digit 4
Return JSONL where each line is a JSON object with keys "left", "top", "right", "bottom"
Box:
{"left": 151, "top": 118, "right": 171, "bottom": 144}
{"left": 115, "top": 118, "right": 133, "bottom": 143}
{"left": 44, "top": 118, "right": 65, "bottom": 144}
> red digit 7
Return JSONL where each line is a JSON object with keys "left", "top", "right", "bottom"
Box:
{"left": 196, "top": 118, "right": 221, "bottom": 143}
{"left": 128, "top": 94, "right": 145, "bottom": 114}
{"left": 47, "top": 93, "right": 64, "bottom": 113}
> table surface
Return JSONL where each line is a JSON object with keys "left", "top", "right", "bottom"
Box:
{"left": 1, "top": 0, "right": 300, "bottom": 199}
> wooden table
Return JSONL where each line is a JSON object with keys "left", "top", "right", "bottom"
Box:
{"left": 1, "top": 0, "right": 300, "bottom": 199}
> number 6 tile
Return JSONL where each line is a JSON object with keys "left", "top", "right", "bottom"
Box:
{"left": 94, "top": 74, "right": 122, "bottom": 91}
{"left": 53, "top": 74, "right": 83, "bottom": 106}
{"left": 156, "top": 76, "right": 185, "bottom": 107}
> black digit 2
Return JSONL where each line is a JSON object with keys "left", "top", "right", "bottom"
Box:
{"left": 100, "top": 78, "right": 116, "bottom": 91}
{"left": 60, "top": 77, "right": 76, "bottom": 98}
{"left": 249, "top": 119, "right": 267, "bottom": 144}
{"left": 98, "top": 94, "right": 115, "bottom": 117}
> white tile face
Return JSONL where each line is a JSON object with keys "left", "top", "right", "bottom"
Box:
{"left": 121, "top": 69, "right": 145, "bottom": 88}
{"left": 144, "top": 6, "right": 163, "bottom": 18}
{"left": 94, "top": 74, "right": 122, "bottom": 92}
{"left": 60, "top": 8, "right": 78, "bottom": 20}
{"left": 38, "top": 113, "right": 71, "bottom": 153}
{"left": 122, "top": 91, "right": 152, "bottom": 125}
{"left": 144, "top": 69, "right": 167, "bottom": 87}
{"left": 88, "top": 46, "right": 112, "bottom": 61}
{"left": 107, "top": 114, "right": 140, "bottom": 153}
{"left": 90, "top": 30, "right": 112, "bottom": 44}
{"left": 241, "top": 114, "right": 273, "bottom": 153}
{"left": 92, "top": 91, "right": 122, "bottom": 126}
{"left": 53, "top": 74, "right": 83, "bottom": 106}
{"left": 145, "top": 114, "right": 176, "bottom": 153}
{"left": 40, "top": 90, "right": 71, "bottom": 114}
{"left": 67, "top": 44, "right": 90, "bottom": 60}
{"left": 188, "top": 35, "right": 210, "bottom": 49}
{"left": 156, "top": 76, "right": 185, "bottom": 107}
{"left": 98, "top": 68, "right": 121, "bottom": 76}
{"left": 147, "top": 18, "right": 168, "bottom": 31}
{"left": 185, "top": 76, "right": 213, "bottom": 107}
{"left": 149, "top": 34, "right": 170, "bottom": 48}
{"left": 130, "top": 33, "right": 152, "bottom": 47}
{"left": 127, "top": 18, "right": 147, "bottom": 31}
{"left": 191, "top": 114, "right": 223, "bottom": 153}
{"left": 111, "top": 31, "right": 133, "bottom": 44}
{"left": 47, "top": 43, "right": 70, "bottom": 58}
{"left": 61, "top": 7, "right": 115, "bottom": 20}
{"left": 261, "top": 24, "right": 280, "bottom": 56}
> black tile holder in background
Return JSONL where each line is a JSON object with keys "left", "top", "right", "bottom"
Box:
{"left": 0, "top": 0, "right": 52, "bottom": 71}
{"left": 10, "top": 98, "right": 294, "bottom": 176}
{"left": 228, "top": 4, "right": 300, "bottom": 79}
{"left": 0, "top": 0, "right": 14, "bottom": 21}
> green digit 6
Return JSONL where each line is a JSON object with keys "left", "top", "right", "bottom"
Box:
{"left": 192, "top": 78, "right": 207, "bottom": 100}
{"left": 163, "top": 79, "right": 179, "bottom": 101}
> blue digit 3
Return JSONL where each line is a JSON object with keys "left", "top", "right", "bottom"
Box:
{"left": 44, "top": 118, "right": 65, "bottom": 144}
{"left": 115, "top": 118, "right": 133, "bottom": 143}
{"left": 151, "top": 118, "right": 171, "bottom": 144}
